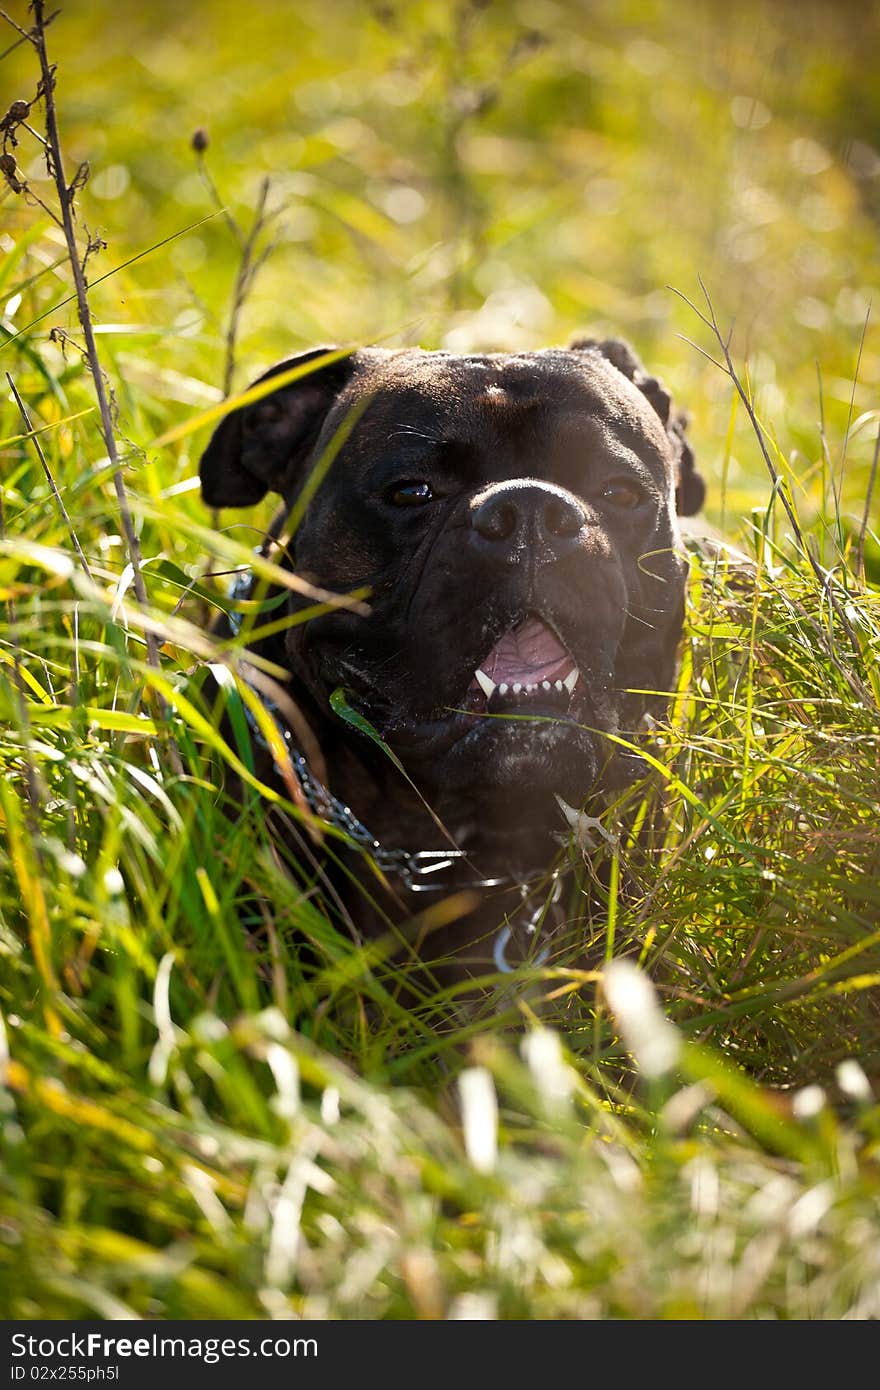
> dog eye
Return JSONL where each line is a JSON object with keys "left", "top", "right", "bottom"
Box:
{"left": 600, "top": 479, "right": 645, "bottom": 510}
{"left": 387, "top": 480, "right": 434, "bottom": 507}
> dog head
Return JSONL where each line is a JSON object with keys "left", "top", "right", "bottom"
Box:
{"left": 200, "top": 341, "right": 702, "bottom": 812}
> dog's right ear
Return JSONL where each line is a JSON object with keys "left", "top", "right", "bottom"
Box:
{"left": 199, "top": 347, "right": 356, "bottom": 508}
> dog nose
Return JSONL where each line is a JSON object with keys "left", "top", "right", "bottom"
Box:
{"left": 470, "top": 481, "right": 587, "bottom": 561}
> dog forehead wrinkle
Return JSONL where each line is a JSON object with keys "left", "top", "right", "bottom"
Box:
{"left": 361, "top": 349, "right": 575, "bottom": 406}
{"left": 350, "top": 351, "right": 663, "bottom": 459}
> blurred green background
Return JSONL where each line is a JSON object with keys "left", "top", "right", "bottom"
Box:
{"left": 2, "top": 3, "right": 880, "bottom": 1320}
{"left": 3, "top": 0, "right": 879, "bottom": 535}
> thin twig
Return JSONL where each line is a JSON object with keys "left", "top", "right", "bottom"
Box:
{"left": 0, "top": 7, "right": 33, "bottom": 42}
{"left": 28, "top": 4, "right": 153, "bottom": 631}
{"left": 195, "top": 144, "right": 244, "bottom": 249}
{"left": 6, "top": 370, "right": 92, "bottom": 580}
{"left": 223, "top": 175, "right": 273, "bottom": 396}
{"left": 193, "top": 139, "right": 278, "bottom": 398}
{"left": 672, "top": 278, "right": 874, "bottom": 707}
{"left": 26, "top": 0, "right": 184, "bottom": 771}
{"left": 673, "top": 332, "right": 727, "bottom": 375}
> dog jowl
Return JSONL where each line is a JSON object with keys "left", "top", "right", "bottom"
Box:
{"left": 199, "top": 340, "right": 703, "bottom": 957}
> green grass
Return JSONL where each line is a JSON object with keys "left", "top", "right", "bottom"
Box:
{"left": 1, "top": 0, "right": 880, "bottom": 1319}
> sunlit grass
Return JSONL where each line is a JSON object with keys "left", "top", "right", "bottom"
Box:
{"left": 1, "top": 0, "right": 879, "bottom": 1320}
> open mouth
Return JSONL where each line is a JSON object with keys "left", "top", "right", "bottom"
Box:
{"left": 464, "top": 614, "right": 579, "bottom": 715}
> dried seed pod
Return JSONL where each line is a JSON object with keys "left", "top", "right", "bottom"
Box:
{"left": 0, "top": 151, "right": 24, "bottom": 193}
{"left": 2, "top": 99, "right": 31, "bottom": 128}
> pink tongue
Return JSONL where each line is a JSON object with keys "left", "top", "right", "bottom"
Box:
{"left": 481, "top": 617, "right": 573, "bottom": 685}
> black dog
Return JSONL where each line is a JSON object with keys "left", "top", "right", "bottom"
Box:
{"left": 199, "top": 339, "right": 703, "bottom": 976}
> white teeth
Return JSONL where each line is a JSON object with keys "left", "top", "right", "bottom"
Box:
{"left": 474, "top": 668, "right": 496, "bottom": 699}
{"left": 482, "top": 670, "right": 577, "bottom": 700}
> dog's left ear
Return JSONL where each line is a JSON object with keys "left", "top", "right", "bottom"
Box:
{"left": 199, "top": 347, "right": 356, "bottom": 508}
{"left": 571, "top": 336, "right": 705, "bottom": 516}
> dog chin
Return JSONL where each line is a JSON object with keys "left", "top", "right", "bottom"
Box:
{"left": 393, "top": 712, "right": 603, "bottom": 803}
